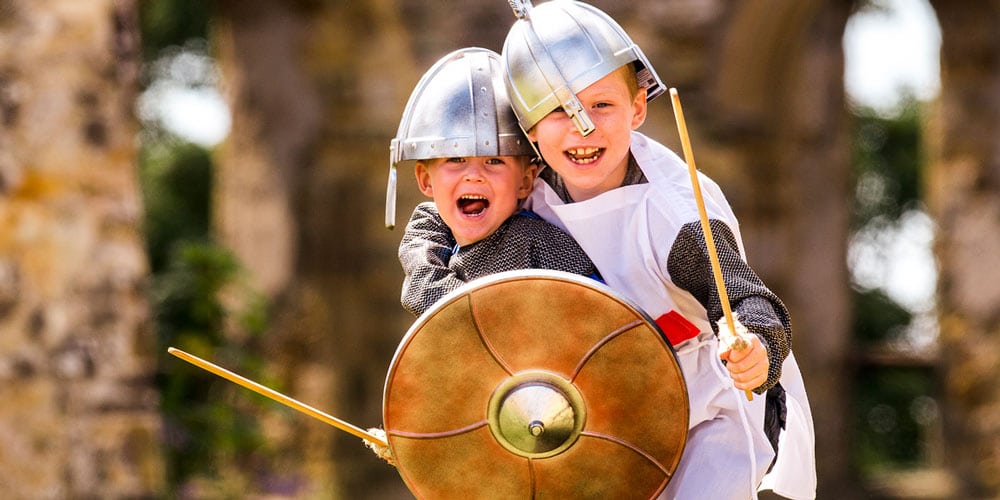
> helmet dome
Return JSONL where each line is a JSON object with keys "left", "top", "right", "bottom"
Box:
{"left": 502, "top": 0, "right": 664, "bottom": 136}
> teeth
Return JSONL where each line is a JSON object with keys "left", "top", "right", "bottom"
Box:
{"left": 566, "top": 147, "right": 602, "bottom": 165}
{"left": 457, "top": 194, "right": 489, "bottom": 216}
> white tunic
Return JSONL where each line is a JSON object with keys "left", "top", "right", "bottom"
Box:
{"left": 525, "top": 131, "right": 816, "bottom": 499}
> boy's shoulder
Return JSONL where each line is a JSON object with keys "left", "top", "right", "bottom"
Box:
{"left": 630, "top": 130, "right": 726, "bottom": 192}
{"left": 508, "top": 210, "right": 576, "bottom": 242}
{"left": 629, "top": 130, "right": 685, "bottom": 169}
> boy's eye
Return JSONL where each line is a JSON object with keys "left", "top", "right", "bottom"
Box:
{"left": 445, "top": 157, "right": 466, "bottom": 164}
{"left": 485, "top": 158, "right": 505, "bottom": 165}
{"left": 594, "top": 102, "right": 611, "bottom": 109}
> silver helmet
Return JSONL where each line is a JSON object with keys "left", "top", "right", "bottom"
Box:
{"left": 502, "top": 0, "right": 665, "bottom": 136}
{"left": 385, "top": 47, "right": 535, "bottom": 229}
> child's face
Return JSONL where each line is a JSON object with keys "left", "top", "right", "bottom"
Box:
{"left": 415, "top": 155, "right": 536, "bottom": 246}
{"left": 527, "top": 66, "right": 647, "bottom": 202}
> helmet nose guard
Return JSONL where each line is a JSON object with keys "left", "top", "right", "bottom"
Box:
{"left": 502, "top": 0, "right": 665, "bottom": 136}
{"left": 386, "top": 48, "right": 534, "bottom": 229}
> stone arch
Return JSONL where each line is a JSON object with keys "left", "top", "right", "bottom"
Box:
{"left": 927, "top": 0, "right": 1000, "bottom": 497}
{"left": 703, "top": 0, "right": 1000, "bottom": 496}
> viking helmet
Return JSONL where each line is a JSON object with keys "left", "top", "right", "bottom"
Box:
{"left": 385, "top": 47, "right": 535, "bottom": 229}
{"left": 502, "top": 0, "right": 665, "bottom": 136}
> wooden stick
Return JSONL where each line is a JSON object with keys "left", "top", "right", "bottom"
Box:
{"left": 167, "top": 347, "right": 388, "bottom": 447}
{"left": 668, "top": 88, "right": 753, "bottom": 401}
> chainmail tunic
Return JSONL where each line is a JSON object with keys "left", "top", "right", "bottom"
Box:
{"left": 398, "top": 202, "right": 601, "bottom": 317}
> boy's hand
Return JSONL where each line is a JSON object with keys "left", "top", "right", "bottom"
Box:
{"left": 719, "top": 334, "right": 769, "bottom": 392}
{"left": 717, "top": 314, "right": 769, "bottom": 392}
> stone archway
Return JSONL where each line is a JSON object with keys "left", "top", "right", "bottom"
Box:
{"left": 926, "top": 1, "right": 1000, "bottom": 497}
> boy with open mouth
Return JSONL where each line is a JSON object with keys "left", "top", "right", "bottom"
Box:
{"left": 386, "top": 47, "right": 602, "bottom": 317}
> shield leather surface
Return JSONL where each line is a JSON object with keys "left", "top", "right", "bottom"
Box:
{"left": 383, "top": 270, "right": 689, "bottom": 499}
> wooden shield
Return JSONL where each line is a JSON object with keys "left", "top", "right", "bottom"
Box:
{"left": 383, "top": 270, "right": 689, "bottom": 499}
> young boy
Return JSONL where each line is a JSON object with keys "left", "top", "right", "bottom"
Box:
{"left": 386, "top": 47, "right": 601, "bottom": 317}
{"left": 499, "top": 2, "right": 816, "bottom": 499}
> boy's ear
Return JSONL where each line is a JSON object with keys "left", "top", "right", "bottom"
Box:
{"left": 414, "top": 161, "right": 434, "bottom": 197}
{"left": 518, "top": 161, "right": 538, "bottom": 198}
{"left": 631, "top": 87, "right": 648, "bottom": 130}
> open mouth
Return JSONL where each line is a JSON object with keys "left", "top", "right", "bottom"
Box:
{"left": 565, "top": 147, "right": 604, "bottom": 165}
{"left": 457, "top": 194, "right": 489, "bottom": 216}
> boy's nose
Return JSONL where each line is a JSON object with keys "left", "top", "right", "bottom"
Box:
{"left": 463, "top": 163, "right": 486, "bottom": 181}
{"left": 564, "top": 114, "right": 587, "bottom": 136}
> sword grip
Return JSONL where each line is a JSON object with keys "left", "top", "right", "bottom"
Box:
{"left": 508, "top": 0, "right": 533, "bottom": 19}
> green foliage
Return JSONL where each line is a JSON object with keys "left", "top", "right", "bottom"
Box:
{"left": 849, "top": 96, "right": 937, "bottom": 478}
{"left": 138, "top": 0, "right": 279, "bottom": 491}
{"left": 851, "top": 287, "right": 913, "bottom": 346}
{"left": 139, "top": 0, "right": 214, "bottom": 62}
{"left": 853, "top": 365, "right": 939, "bottom": 473}
{"left": 850, "top": 97, "right": 924, "bottom": 230}
{"left": 153, "top": 242, "right": 271, "bottom": 487}
{"left": 139, "top": 134, "right": 212, "bottom": 273}
{"left": 138, "top": 132, "right": 278, "bottom": 492}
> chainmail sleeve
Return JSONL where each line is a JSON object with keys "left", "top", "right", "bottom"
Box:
{"left": 398, "top": 202, "right": 462, "bottom": 316}
{"left": 666, "top": 219, "right": 792, "bottom": 393}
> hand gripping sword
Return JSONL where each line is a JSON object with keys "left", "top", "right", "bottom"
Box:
{"left": 167, "top": 347, "right": 390, "bottom": 450}
{"left": 508, "top": 0, "right": 532, "bottom": 19}
{"left": 668, "top": 88, "right": 754, "bottom": 401}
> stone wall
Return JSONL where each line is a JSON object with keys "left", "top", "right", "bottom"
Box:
{"left": 0, "top": 1, "right": 163, "bottom": 497}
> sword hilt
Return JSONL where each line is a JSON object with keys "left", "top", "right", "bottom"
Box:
{"left": 508, "top": 0, "right": 532, "bottom": 19}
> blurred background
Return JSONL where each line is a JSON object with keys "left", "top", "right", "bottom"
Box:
{"left": 1, "top": 0, "right": 998, "bottom": 498}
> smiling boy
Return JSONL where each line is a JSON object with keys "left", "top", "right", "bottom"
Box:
{"left": 501, "top": 1, "right": 816, "bottom": 499}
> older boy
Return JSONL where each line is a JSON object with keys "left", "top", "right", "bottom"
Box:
{"left": 501, "top": 1, "right": 816, "bottom": 499}
{"left": 387, "top": 47, "right": 600, "bottom": 316}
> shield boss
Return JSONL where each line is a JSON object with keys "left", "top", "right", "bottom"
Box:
{"left": 383, "top": 270, "right": 689, "bottom": 499}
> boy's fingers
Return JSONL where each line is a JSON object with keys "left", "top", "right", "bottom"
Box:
{"left": 719, "top": 336, "right": 769, "bottom": 390}
{"left": 726, "top": 351, "right": 769, "bottom": 389}
{"left": 729, "top": 356, "right": 764, "bottom": 378}
{"left": 720, "top": 339, "right": 756, "bottom": 363}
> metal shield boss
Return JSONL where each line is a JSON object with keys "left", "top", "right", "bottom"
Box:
{"left": 383, "top": 270, "right": 689, "bottom": 498}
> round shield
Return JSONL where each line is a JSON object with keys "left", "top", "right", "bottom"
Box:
{"left": 383, "top": 270, "right": 689, "bottom": 499}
